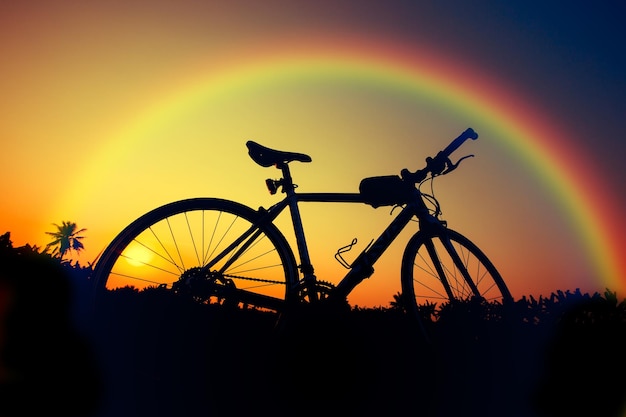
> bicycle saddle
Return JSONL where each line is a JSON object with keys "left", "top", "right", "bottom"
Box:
{"left": 246, "top": 141, "right": 312, "bottom": 167}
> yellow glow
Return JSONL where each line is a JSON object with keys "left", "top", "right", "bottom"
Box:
{"left": 123, "top": 242, "right": 154, "bottom": 268}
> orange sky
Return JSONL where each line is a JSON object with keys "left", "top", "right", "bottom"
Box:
{"left": 2, "top": 1, "right": 625, "bottom": 307}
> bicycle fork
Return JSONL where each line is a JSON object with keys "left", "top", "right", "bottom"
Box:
{"left": 423, "top": 223, "right": 481, "bottom": 302}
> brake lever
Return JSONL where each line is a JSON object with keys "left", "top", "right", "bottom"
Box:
{"left": 440, "top": 154, "right": 474, "bottom": 175}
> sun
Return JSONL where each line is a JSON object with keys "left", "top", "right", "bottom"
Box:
{"left": 123, "top": 242, "right": 154, "bottom": 267}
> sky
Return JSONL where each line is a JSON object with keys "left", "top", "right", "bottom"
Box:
{"left": 1, "top": 0, "right": 625, "bottom": 307}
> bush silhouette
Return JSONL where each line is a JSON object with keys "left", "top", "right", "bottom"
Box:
{"left": 84, "top": 285, "right": 626, "bottom": 417}
{"left": 2, "top": 232, "right": 625, "bottom": 416}
{"left": 0, "top": 233, "right": 102, "bottom": 417}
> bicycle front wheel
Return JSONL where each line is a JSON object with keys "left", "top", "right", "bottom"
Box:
{"left": 92, "top": 198, "right": 299, "bottom": 312}
{"left": 401, "top": 228, "right": 512, "bottom": 312}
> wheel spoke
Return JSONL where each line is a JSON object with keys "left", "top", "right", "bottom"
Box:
{"left": 93, "top": 198, "right": 297, "bottom": 312}
{"left": 403, "top": 228, "right": 511, "bottom": 310}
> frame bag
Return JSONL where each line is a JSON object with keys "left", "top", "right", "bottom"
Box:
{"left": 359, "top": 175, "right": 413, "bottom": 208}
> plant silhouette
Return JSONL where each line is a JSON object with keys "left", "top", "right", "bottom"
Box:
{"left": 45, "top": 221, "right": 87, "bottom": 260}
{"left": 2, "top": 211, "right": 626, "bottom": 417}
{"left": 82, "top": 283, "right": 626, "bottom": 417}
{"left": 0, "top": 232, "right": 102, "bottom": 417}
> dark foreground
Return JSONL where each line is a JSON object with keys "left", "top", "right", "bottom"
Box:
{"left": 3, "top": 280, "right": 626, "bottom": 417}
{"left": 1, "top": 237, "right": 625, "bottom": 416}
{"left": 88, "top": 288, "right": 626, "bottom": 417}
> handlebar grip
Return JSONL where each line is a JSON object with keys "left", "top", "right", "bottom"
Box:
{"left": 400, "top": 128, "right": 479, "bottom": 183}
{"left": 441, "top": 128, "right": 478, "bottom": 158}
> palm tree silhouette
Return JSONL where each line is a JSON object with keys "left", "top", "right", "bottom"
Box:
{"left": 45, "top": 221, "right": 87, "bottom": 260}
{"left": 390, "top": 292, "right": 406, "bottom": 310}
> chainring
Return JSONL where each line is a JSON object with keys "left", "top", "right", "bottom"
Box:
{"left": 294, "top": 280, "right": 351, "bottom": 313}
{"left": 296, "top": 280, "right": 335, "bottom": 303}
{"left": 172, "top": 267, "right": 236, "bottom": 305}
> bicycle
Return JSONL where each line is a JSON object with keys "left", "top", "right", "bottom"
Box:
{"left": 92, "top": 128, "right": 513, "bottom": 332}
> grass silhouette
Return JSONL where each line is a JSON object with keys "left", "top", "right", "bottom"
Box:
{"left": 83, "top": 285, "right": 626, "bottom": 417}
{"left": 1, "top": 231, "right": 625, "bottom": 417}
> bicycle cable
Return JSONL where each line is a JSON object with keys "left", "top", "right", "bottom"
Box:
{"left": 418, "top": 175, "right": 442, "bottom": 217}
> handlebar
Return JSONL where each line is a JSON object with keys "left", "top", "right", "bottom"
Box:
{"left": 442, "top": 127, "right": 478, "bottom": 157}
{"left": 401, "top": 128, "right": 478, "bottom": 183}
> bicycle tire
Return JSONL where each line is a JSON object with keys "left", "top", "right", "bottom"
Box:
{"left": 92, "top": 198, "right": 299, "bottom": 311}
{"left": 401, "top": 228, "right": 513, "bottom": 316}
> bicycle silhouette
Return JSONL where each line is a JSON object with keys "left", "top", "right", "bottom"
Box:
{"left": 92, "top": 128, "right": 513, "bottom": 332}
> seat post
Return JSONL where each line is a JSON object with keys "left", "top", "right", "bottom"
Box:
{"left": 278, "top": 162, "right": 315, "bottom": 279}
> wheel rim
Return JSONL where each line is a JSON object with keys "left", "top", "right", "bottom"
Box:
{"left": 93, "top": 199, "right": 296, "bottom": 311}
{"left": 406, "top": 230, "right": 510, "bottom": 307}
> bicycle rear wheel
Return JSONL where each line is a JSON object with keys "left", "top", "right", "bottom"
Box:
{"left": 401, "top": 228, "right": 512, "bottom": 316}
{"left": 92, "top": 198, "right": 298, "bottom": 312}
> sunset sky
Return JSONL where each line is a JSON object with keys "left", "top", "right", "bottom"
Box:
{"left": 2, "top": 1, "right": 625, "bottom": 307}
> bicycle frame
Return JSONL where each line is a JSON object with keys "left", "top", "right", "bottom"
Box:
{"left": 243, "top": 161, "right": 436, "bottom": 303}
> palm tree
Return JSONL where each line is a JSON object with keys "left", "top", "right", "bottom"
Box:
{"left": 390, "top": 291, "right": 406, "bottom": 310}
{"left": 45, "top": 221, "right": 87, "bottom": 260}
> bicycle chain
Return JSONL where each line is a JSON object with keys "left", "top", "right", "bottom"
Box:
{"left": 199, "top": 273, "right": 341, "bottom": 306}
{"left": 222, "top": 273, "right": 285, "bottom": 285}
{"left": 224, "top": 273, "right": 338, "bottom": 299}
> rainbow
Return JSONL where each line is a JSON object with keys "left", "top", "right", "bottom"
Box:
{"left": 72, "top": 37, "right": 625, "bottom": 294}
